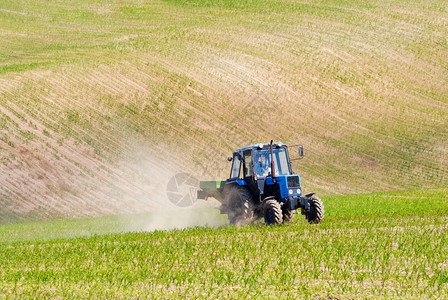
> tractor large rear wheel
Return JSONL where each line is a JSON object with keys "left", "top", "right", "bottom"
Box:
{"left": 263, "top": 199, "right": 283, "bottom": 225}
{"left": 222, "top": 185, "right": 254, "bottom": 225}
{"left": 305, "top": 197, "right": 324, "bottom": 224}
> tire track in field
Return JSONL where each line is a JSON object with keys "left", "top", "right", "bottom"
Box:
{"left": 1, "top": 67, "right": 189, "bottom": 222}
{"left": 1, "top": 1, "right": 448, "bottom": 220}
{"left": 16, "top": 61, "right": 207, "bottom": 213}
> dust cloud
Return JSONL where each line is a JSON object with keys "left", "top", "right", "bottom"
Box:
{"left": 106, "top": 140, "right": 228, "bottom": 233}
{"left": 0, "top": 137, "right": 229, "bottom": 237}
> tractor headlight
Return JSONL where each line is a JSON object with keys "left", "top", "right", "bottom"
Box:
{"left": 288, "top": 189, "right": 293, "bottom": 195}
{"left": 296, "top": 189, "right": 301, "bottom": 195}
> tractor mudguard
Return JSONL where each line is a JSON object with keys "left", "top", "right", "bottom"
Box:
{"left": 226, "top": 179, "right": 247, "bottom": 186}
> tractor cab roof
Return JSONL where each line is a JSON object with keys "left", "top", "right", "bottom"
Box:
{"left": 234, "top": 142, "right": 287, "bottom": 154}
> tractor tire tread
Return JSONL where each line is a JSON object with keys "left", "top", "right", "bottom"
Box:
{"left": 282, "top": 207, "right": 295, "bottom": 223}
{"left": 222, "top": 185, "right": 254, "bottom": 225}
{"left": 306, "top": 196, "right": 324, "bottom": 224}
{"left": 263, "top": 199, "right": 283, "bottom": 225}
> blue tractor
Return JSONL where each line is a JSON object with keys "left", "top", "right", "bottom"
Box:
{"left": 197, "top": 141, "right": 324, "bottom": 225}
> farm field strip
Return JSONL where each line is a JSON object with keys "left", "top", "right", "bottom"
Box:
{"left": 0, "top": 0, "right": 446, "bottom": 210}
{"left": 0, "top": 188, "right": 447, "bottom": 298}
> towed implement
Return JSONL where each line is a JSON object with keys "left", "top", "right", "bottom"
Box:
{"left": 197, "top": 141, "right": 324, "bottom": 225}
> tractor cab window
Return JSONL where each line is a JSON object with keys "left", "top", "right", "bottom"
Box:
{"left": 253, "top": 148, "right": 291, "bottom": 177}
{"left": 230, "top": 154, "right": 242, "bottom": 179}
{"left": 243, "top": 150, "right": 252, "bottom": 177}
{"left": 253, "top": 150, "right": 271, "bottom": 177}
{"left": 275, "top": 148, "right": 290, "bottom": 175}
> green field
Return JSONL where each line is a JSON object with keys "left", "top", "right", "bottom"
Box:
{"left": 1, "top": 0, "right": 447, "bottom": 298}
{"left": 1, "top": 187, "right": 447, "bottom": 298}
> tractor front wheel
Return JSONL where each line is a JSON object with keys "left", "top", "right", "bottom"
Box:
{"left": 263, "top": 199, "right": 283, "bottom": 225}
{"left": 305, "top": 197, "right": 324, "bottom": 224}
{"left": 282, "top": 206, "right": 295, "bottom": 223}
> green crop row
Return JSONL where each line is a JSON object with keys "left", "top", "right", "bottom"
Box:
{"left": 0, "top": 187, "right": 447, "bottom": 298}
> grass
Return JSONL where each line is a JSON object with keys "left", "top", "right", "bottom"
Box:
{"left": 0, "top": 63, "right": 51, "bottom": 74}
{"left": 0, "top": 2, "right": 446, "bottom": 295}
{"left": 0, "top": 187, "right": 447, "bottom": 298}
{"left": 0, "top": 208, "right": 228, "bottom": 243}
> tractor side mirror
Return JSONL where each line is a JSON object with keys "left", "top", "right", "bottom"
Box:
{"left": 298, "top": 146, "right": 304, "bottom": 157}
{"left": 227, "top": 156, "right": 233, "bottom": 162}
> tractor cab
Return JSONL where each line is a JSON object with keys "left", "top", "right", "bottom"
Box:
{"left": 229, "top": 143, "right": 291, "bottom": 178}
{"left": 227, "top": 141, "right": 303, "bottom": 203}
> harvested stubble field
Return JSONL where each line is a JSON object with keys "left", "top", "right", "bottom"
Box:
{"left": 0, "top": 188, "right": 447, "bottom": 298}
{"left": 0, "top": 0, "right": 447, "bottom": 222}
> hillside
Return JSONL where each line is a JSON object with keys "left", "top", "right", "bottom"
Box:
{"left": 1, "top": 0, "right": 447, "bottom": 222}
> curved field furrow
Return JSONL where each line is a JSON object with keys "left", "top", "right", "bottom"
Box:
{"left": 0, "top": 0, "right": 447, "bottom": 222}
